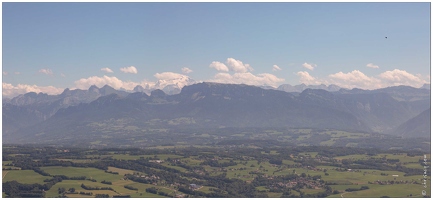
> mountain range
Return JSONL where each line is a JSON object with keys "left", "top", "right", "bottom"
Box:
{"left": 2, "top": 82, "right": 430, "bottom": 145}
{"left": 277, "top": 83, "right": 342, "bottom": 93}
{"left": 392, "top": 108, "right": 431, "bottom": 138}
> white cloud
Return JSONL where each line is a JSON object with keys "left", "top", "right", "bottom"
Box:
{"left": 296, "top": 69, "right": 430, "bottom": 90}
{"left": 212, "top": 73, "right": 232, "bottom": 82}
{"left": 2, "top": 82, "right": 64, "bottom": 98}
{"left": 154, "top": 72, "right": 188, "bottom": 80}
{"left": 378, "top": 69, "right": 428, "bottom": 87}
{"left": 3, "top": 71, "right": 8, "bottom": 76}
{"left": 417, "top": 74, "right": 431, "bottom": 83}
{"left": 296, "top": 71, "right": 322, "bottom": 85}
{"left": 120, "top": 66, "right": 138, "bottom": 74}
{"left": 14, "top": 72, "right": 20, "bottom": 75}
{"left": 226, "top": 58, "right": 253, "bottom": 73}
{"left": 181, "top": 67, "right": 193, "bottom": 74}
{"left": 60, "top": 73, "right": 66, "bottom": 77}
{"left": 101, "top": 67, "right": 114, "bottom": 73}
{"left": 366, "top": 63, "right": 379, "bottom": 69}
{"left": 272, "top": 65, "right": 282, "bottom": 71}
{"left": 328, "top": 70, "right": 382, "bottom": 89}
{"left": 154, "top": 72, "right": 193, "bottom": 89}
{"left": 209, "top": 61, "right": 229, "bottom": 72}
{"left": 74, "top": 75, "right": 139, "bottom": 90}
{"left": 302, "top": 62, "right": 316, "bottom": 71}
{"left": 38, "top": 68, "right": 53, "bottom": 75}
{"left": 74, "top": 72, "right": 193, "bottom": 93}
{"left": 210, "top": 72, "right": 284, "bottom": 87}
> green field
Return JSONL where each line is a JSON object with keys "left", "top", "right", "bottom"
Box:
{"left": 404, "top": 163, "right": 423, "bottom": 169}
{"left": 2, "top": 161, "right": 13, "bottom": 166}
{"left": 341, "top": 184, "right": 428, "bottom": 198}
{"left": 41, "top": 166, "right": 122, "bottom": 182}
{"left": 319, "top": 169, "right": 417, "bottom": 185}
{"left": 267, "top": 192, "right": 283, "bottom": 197}
{"left": 302, "top": 188, "right": 325, "bottom": 195}
{"left": 2, "top": 170, "right": 48, "bottom": 184}
{"left": 44, "top": 177, "right": 175, "bottom": 197}
{"left": 372, "top": 153, "right": 423, "bottom": 163}
{"left": 129, "top": 192, "right": 167, "bottom": 198}
{"left": 107, "top": 166, "right": 136, "bottom": 176}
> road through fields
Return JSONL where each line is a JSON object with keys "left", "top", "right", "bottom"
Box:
{"left": 2, "top": 171, "right": 9, "bottom": 179}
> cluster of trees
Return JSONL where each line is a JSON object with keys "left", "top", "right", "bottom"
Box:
{"left": 113, "top": 195, "right": 131, "bottom": 198}
{"left": 55, "top": 175, "right": 86, "bottom": 180}
{"left": 95, "top": 194, "right": 110, "bottom": 198}
{"left": 3, "top": 173, "right": 68, "bottom": 197}
{"left": 157, "top": 191, "right": 170, "bottom": 196}
{"left": 104, "top": 170, "right": 119, "bottom": 175}
{"left": 80, "top": 183, "right": 113, "bottom": 191}
{"left": 145, "top": 187, "right": 158, "bottom": 194}
{"left": 345, "top": 186, "right": 369, "bottom": 192}
{"left": 100, "top": 180, "right": 112, "bottom": 185}
{"left": 124, "top": 185, "right": 138, "bottom": 191}
{"left": 2, "top": 167, "right": 20, "bottom": 170}
{"left": 33, "top": 167, "right": 50, "bottom": 176}
{"left": 268, "top": 158, "right": 283, "bottom": 165}
{"left": 79, "top": 191, "right": 93, "bottom": 195}
{"left": 2, "top": 181, "right": 46, "bottom": 198}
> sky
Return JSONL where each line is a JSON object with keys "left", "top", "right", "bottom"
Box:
{"left": 2, "top": 2, "right": 431, "bottom": 98}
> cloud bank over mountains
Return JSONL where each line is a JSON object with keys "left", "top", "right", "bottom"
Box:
{"left": 208, "top": 58, "right": 284, "bottom": 87}
{"left": 296, "top": 69, "right": 429, "bottom": 90}
{"left": 3, "top": 83, "right": 64, "bottom": 98}
{"left": 2, "top": 58, "right": 430, "bottom": 98}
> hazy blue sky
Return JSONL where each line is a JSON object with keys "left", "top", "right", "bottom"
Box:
{"left": 2, "top": 2, "right": 431, "bottom": 97}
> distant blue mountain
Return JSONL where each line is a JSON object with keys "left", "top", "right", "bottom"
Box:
{"left": 3, "top": 82, "right": 430, "bottom": 145}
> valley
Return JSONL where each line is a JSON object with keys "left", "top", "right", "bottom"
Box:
{"left": 2, "top": 145, "right": 430, "bottom": 198}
